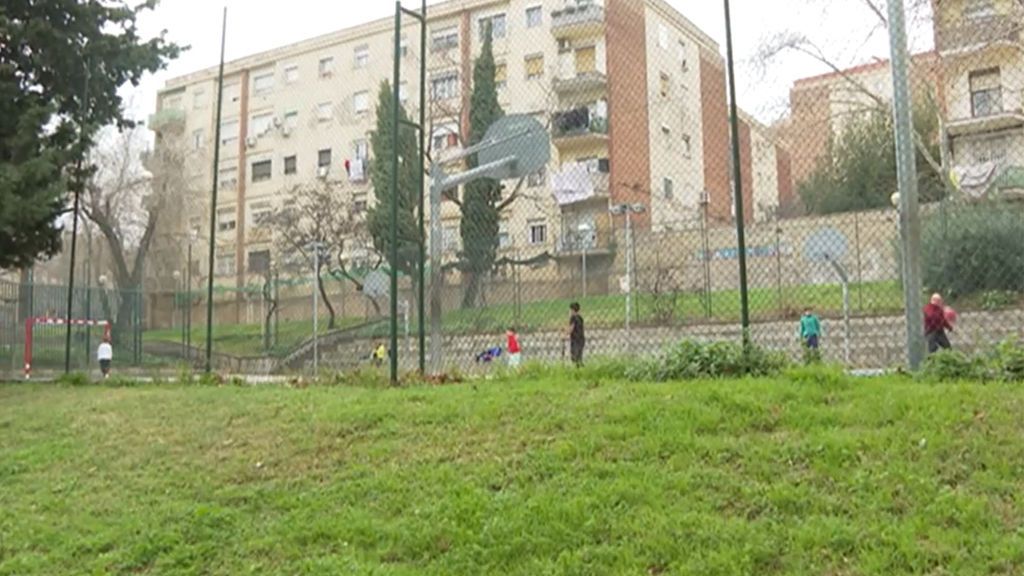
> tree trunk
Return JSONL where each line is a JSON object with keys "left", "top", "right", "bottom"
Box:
{"left": 461, "top": 272, "right": 481, "bottom": 309}
{"left": 317, "top": 274, "right": 337, "bottom": 330}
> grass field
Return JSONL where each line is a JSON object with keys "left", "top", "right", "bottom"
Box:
{"left": 144, "top": 281, "right": 903, "bottom": 357}
{"left": 2, "top": 372, "right": 1022, "bottom": 575}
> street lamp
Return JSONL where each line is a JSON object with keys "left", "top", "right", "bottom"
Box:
{"left": 610, "top": 202, "right": 646, "bottom": 344}
{"left": 173, "top": 270, "right": 183, "bottom": 357}
{"left": 577, "top": 222, "right": 594, "bottom": 298}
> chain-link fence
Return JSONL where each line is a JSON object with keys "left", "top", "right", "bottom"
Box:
{"left": 6, "top": 0, "right": 1024, "bottom": 379}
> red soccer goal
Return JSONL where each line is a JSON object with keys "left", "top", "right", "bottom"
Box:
{"left": 24, "top": 317, "right": 112, "bottom": 379}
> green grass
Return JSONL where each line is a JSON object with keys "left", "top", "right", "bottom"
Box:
{"left": 144, "top": 281, "right": 903, "bottom": 356}
{"left": 144, "top": 317, "right": 367, "bottom": 358}
{"left": 2, "top": 373, "right": 1022, "bottom": 574}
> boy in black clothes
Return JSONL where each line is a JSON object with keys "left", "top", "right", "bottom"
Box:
{"left": 567, "top": 302, "right": 585, "bottom": 366}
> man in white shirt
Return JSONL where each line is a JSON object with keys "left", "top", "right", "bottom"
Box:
{"left": 97, "top": 337, "right": 113, "bottom": 379}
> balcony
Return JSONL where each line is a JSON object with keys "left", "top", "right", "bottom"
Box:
{"left": 554, "top": 228, "right": 614, "bottom": 258}
{"left": 147, "top": 108, "right": 186, "bottom": 133}
{"left": 552, "top": 108, "right": 608, "bottom": 148}
{"left": 553, "top": 71, "right": 608, "bottom": 96}
{"left": 551, "top": 2, "right": 605, "bottom": 39}
{"left": 935, "top": 13, "right": 1022, "bottom": 56}
{"left": 552, "top": 161, "right": 610, "bottom": 207}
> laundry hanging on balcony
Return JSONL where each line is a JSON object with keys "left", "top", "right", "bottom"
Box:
{"left": 551, "top": 162, "right": 595, "bottom": 206}
{"left": 952, "top": 162, "right": 997, "bottom": 199}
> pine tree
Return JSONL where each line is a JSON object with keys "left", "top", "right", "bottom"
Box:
{"left": 0, "top": 0, "right": 180, "bottom": 269}
{"left": 368, "top": 81, "right": 422, "bottom": 285}
{"left": 459, "top": 24, "right": 505, "bottom": 308}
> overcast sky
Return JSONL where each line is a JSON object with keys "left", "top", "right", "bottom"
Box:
{"left": 129, "top": 0, "right": 934, "bottom": 125}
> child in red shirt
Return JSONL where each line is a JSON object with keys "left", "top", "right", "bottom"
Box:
{"left": 506, "top": 328, "right": 521, "bottom": 369}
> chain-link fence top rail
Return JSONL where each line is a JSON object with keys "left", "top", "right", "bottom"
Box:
{"left": 34, "top": 0, "right": 1019, "bottom": 375}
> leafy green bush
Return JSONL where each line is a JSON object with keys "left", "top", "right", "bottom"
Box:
{"left": 626, "top": 340, "right": 788, "bottom": 382}
{"left": 979, "top": 290, "right": 1018, "bottom": 311}
{"left": 56, "top": 372, "right": 91, "bottom": 387}
{"left": 992, "top": 338, "right": 1024, "bottom": 382}
{"left": 920, "top": 350, "right": 990, "bottom": 382}
{"left": 922, "top": 203, "right": 1024, "bottom": 298}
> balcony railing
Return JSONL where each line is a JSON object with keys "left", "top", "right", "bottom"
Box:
{"left": 553, "top": 71, "right": 608, "bottom": 95}
{"left": 552, "top": 109, "right": 608, "bottom": 141}
{"left": 936, "top": 13, "right": 1022, "bottom": 55}
{"left": 555, "top": 229, "right": 614, "bottom": 255}
{"left": 551, "top": 2, "right": 605, "bottom": 37}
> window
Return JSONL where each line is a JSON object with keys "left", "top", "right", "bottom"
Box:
{"left": 250, "top": 202, "right": 273, "bottom": 225}
{"left": 318, "top": 56, "right": 335, "bottom": 77}
{"left": 284, "top": 64, "right": 299, "bottom": 84}
{"left": 575, "top": 46, "right": 596, "bottom": 74}
{"left": 399, "top": 36, "right": 409, "bottom": 58}
{"left": 250, "top": 112, "right": 274, "bottom": 137}
{"left": 682, "top": 134, "right": 692, "bottom": 157}
{"left": 317, "top": 102, "right": 333, "bottom": 122}
{"left": 192, "top": 129, "right": 205, "bottom": 151}
{"left": 353, "top": 192, "right": 368, "bottom": 213}
{"left": 354, "top": 45, "right": 369, "bottom": 69}
{"left": 527, "top": 165, "right": 545, "bottom": 188}
{"left": 495, "top": 63, "right": 508, "bottom": 91}
{"left": 220, "top": 120, "right": 239, "bottom": 147}
{"left": 677, "top": 40, "right": 688, "bottom": 72}
{"left": 353, "top": 139, "right": 369, "bottom": 160}
{"left": 964, "top": 0, "right": 996, "bottom": 19}
{"left": 431, "top": 27, "right": 459, "bottom": 52}
{"left": 660, "top": 72, "right": 671, "bottom": 98}
{"left": 217, "top": 208, "right": 236, "bottom": 233}
{"left": 498, "top": 221, "right": 511, "bottom": 248}
{"left": 162, "top": 93, "right": 183, "bottom": 110}
{"left": 284, "top": 155, "right": 297, "bottom": 175}
{"left": 249, "top": 250, "right": 271, "bottom": 275}
{"left": 318, "top": 148, "right": 332, "bottom": 169}
{"left": 251, "top": 159, "right": 272, "bottom": 183}
{"left": 432, "top": 124, "right": 459, "bottom": 151}
{"left": 442, "top": 226, "right": 460, "bottom": 252}
{"left": 526, "top": 5, "right": 542, "bottom": 28}
{"left": 224, "top": 83, "right": 241, "bottom": 104}
{"left": 970, "top": 68, "right": 1002, "bottom": 117}
{"left": 219, "top": 166, "right": 238, "bottom": 190}
{"left": 399, "top": 81, "right": 409, "bottom": 102}
{"left": 284, "top": 111, "right": 298, "bottom": 130}
{"left": 529, "top": 221, "right": 547, "bottom": 245}
{"left": 215, "top": 255, "right": 236, "bottom": 276}
{"left": 658, "top": 23, "right": 669, "bottom": 49}
{"left": 253, "top": 71, "right": 274, "bottom": 96}
{"left": 663, "top": 177, "right": 674, "bottom": 200}
{"left": 192, "top": 88, "right": 207, "bottom": 110}
{"left": 353, "top": 91, "right": 370, "bottom": 115}
{"left": 431, "top": 72, "right": 459, "bottom": 101}
{"left": 479, "top": 13, "right": 507, "bottom": 41}
{"left": 525, "top": 54, "right": 544, "bottom": 80}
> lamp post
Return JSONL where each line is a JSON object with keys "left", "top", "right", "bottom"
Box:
{"left": 173, "top": 270, "right": 182, "bottom": 358}
{"left": 186, "top": 231, "right": 195, "bottom": 358}
{"left": 308, "top": 241, "right": 325, "bottom": 374}
{"left": 610, "top": 202, "right": 646, "bottom": 343}
{"left": 577, "top": 222, "right": 594, "bottom": 298}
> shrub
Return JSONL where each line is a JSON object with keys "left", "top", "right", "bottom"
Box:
{"left": 784, "top": 363, "right": 849, "bottom": 387}
{"left": 992, "top": 338, "right": 1024, "bottom": 382}
{"left": 920, "top": 349, "right": 990, "bottom": 382}
{"left": 922, "top": 202, "right": 1024, "bottom": 298}
{"left": 56, "top": 372, "right": 91, "bottom": 387}
{"left": 626, "top": 340, "right": 788, "bottom": 382}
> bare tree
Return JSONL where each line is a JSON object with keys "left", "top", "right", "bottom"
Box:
{"left": 83, "top": 127, "right": 179, "bottom": 343}
{"left": 270, "top": 179, "right": 381, "bottom": 329}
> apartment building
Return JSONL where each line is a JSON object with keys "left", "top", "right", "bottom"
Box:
{"left": 782, "top": 52, "right": 941, "bottom": 190}
{"left": 933, "top": 0, "right": 1024, "bottom": 197}
{"left": 149, "top": 0, "right": 790, "bottom": 297}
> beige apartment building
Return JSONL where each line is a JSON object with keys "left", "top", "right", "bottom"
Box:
{"left": 933, "top": 0, "right": 1024, "bottom": 197}
{"left": 149, "top": 0, "right": 791, "bottom": 299}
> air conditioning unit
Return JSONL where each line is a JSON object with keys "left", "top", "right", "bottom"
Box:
{"left": 273, "top": 116, "right": 282, "bottom": 128}
{"left": 699, "top": 191, "right": 710, "bottom": 205}
{"left": 317, "top": 166, "right": 329, "bottom": 179}
{"left": 557, "top": 39, "right": 572, "bottom": 53}
{"left": 281, "top": 126, "right": 292, "bottom": 138}
{"left": 245, "top": 136, "right": 258, "bottom": 148}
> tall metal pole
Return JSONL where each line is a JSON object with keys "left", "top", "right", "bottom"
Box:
{"left": 417, "top": 0, "right": 428, "bottom": 374}
{"left": 389, "top": 3, "right": 402, "bottom": 383}
{"left": 64, "top": 63, "right": 91, "bottom": 373}
{"left": 186, "top": 240, "right": 192, "bottom": 357}
{"left": 581, "top": 243, "right": 588, "bottom": 298}
{"left": 723, "top": 0, "right": 750, "bottom": 344}
{"left": 429, "top": 166, "right": 443, "bottom": 375}
{"left": 205, "top": 7, "right": 228, "bottom": 373}
{"left": 625, "top": 211, "right": 633, "bottom": 342}
{"left": 886, "top": 0, "right": 925, "bottom": 369}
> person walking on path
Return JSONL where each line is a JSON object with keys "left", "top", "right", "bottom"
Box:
{"left": 923, "top": 293, "right": 953, "bottom": 353}
{"left": 799, "top": 307, "right": 822, "bottom": 362}
{"left": 567, "top": 302, "right": 585, "bottom": 367}
{"left": 97, "top": 336, "right": 113, "bottom": 380}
